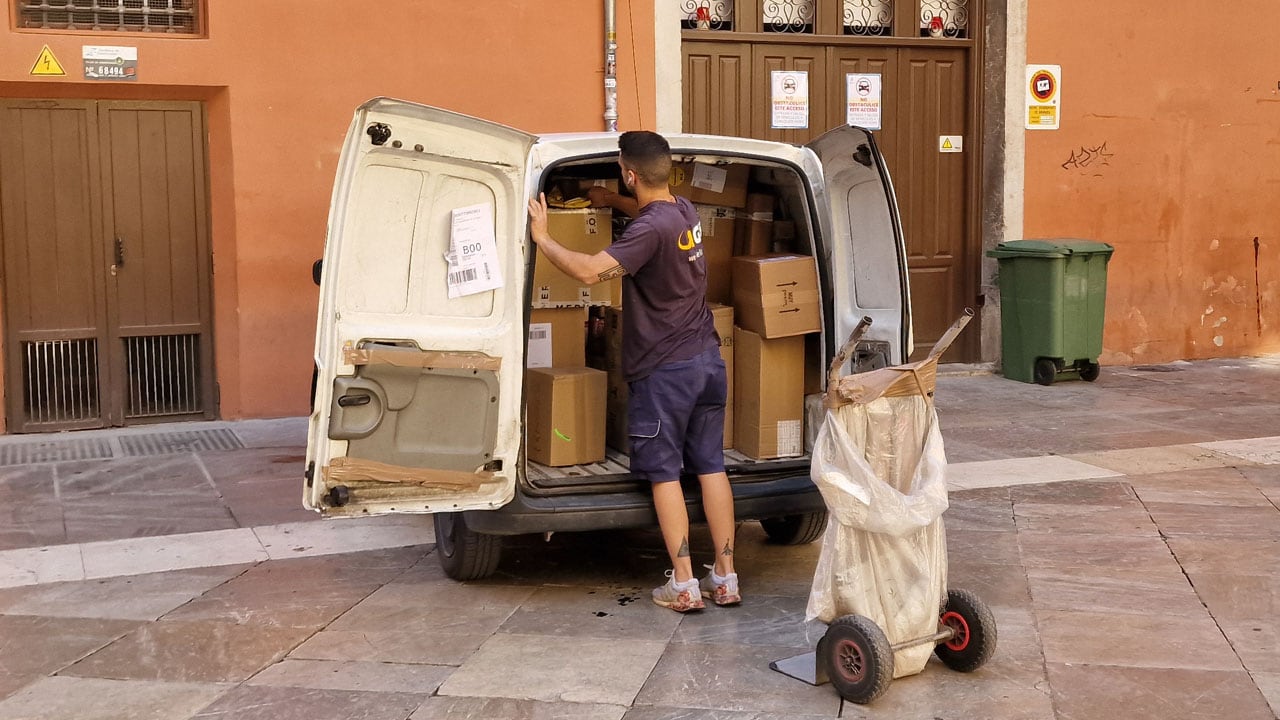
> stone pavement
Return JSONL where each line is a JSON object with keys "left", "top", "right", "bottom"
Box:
{"left": 0, "top": 357, "right": 1277, "bottom": 719}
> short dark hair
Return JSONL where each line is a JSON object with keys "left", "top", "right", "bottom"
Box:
{"left": 618, "top": 131, "right": 672, "bottom": 188}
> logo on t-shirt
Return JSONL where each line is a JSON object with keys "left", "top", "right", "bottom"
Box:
{"left": 678, "top": 222, "right": 704, "bottom": 261}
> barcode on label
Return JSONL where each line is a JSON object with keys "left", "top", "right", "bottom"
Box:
{"left": 529, "top": 328, "right": 549, "bottom": 340}
{"left": 449, "top": 268, "right": 478, "bottom": 285}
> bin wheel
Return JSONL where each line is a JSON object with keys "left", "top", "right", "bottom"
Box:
{"left": 1033, "top": 358, "right": 1057, "bottom": 386}
{"left": 935, "top": 588, "right": 997, "bottom": 672}
{"left": 1079, "top": 360, "right": 1101, "bottom": 382}
{"left": 435, "top": 512, "right": 502, "bottom": 581}
{"left": 818, "top": 614, "right": 894, "bottom": 704}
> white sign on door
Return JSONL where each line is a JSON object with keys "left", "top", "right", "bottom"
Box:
{"left": 845, "top": 73, "right": 882, "bottom": 130}
{"left": 446, "top": 203, "right": 504, "bottom": 299}
{"left": 771, "top": 71, "right": 809, "bottom": 129}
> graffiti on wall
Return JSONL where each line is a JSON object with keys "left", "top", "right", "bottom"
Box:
{"left": 1061, "top": 142, "right": 1114, "bottom": 172}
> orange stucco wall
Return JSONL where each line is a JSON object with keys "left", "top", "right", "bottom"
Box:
{"left": 0, "top": 1, "right": 657, "bottom": 422}
{"left": 1024, "top": 2, "right": 1280, "bottom": 364}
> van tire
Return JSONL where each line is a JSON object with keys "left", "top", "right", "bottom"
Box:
{"left": 435, "top": 512, "right": 502, "bottom": 580}
{"left": 760, "top": 511, "right": 828, "bottom": 545}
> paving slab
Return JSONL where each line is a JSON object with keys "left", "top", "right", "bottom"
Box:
{"left": 414, "top": 697, "right": 626, "bottom": 720}
{"left": 0, "top": 565, "right": 250, "bottom": 621}
{"left": 1045, "top": 664, "right": 1275, "bottom": 720}
{"left": 245, "top": 658, "right": 452, "bottom": 694}
{"left": 0, "top": 676, "right": 228, "bottom": 720}
{"left": 0, "top": 615, "right": 139, "bottom": 675}
{"left": 190, "top": 684, "right": 424, "bottom": 720}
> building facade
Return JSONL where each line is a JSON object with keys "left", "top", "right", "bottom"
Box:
{"left": 0, "top": 1, "right": 1275, "bottom": 432}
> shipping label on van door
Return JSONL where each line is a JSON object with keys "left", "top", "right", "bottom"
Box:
{"left": 446, "top": 203, "right": 504, "bottom": 298}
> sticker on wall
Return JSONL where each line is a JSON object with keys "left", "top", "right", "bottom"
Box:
{"left": 30, "top": 45, "right": 67, "bottom": 76}
{"left": 83, "top": 45, "right": 138, "bottom": 81}
{"left": 939, "top": 136, "right": 963, "bottom": 153}
{"left": 845, "top": 73, "right": 882, "bottom": 130}
{"left": 771, "top": 71, "right": 810, "bottom": 130}
{"left": 1026, "top": 64, "right": 1060, "bottom": 130}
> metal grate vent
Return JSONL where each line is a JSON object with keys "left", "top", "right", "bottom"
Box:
{"left": 17, "top": 0, "right": 199, "bottom": 34}
{"left": 22, "top": 339, "right": 101, "bottom": 426}
{"left": 0, "top": 437, "right": 113, "bottom": 466}
{"left": 118, "top": 428, "right": 242, "bottom": 456}
{"left": 124, "top": 334, "right": 203, "bottom": 419}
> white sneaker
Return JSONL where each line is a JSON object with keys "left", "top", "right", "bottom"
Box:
{"left": 699, "top": 566, "right": 741, "bottom": 606}
{"left": 652, "top": 570, "right": 705, "bottom": 612}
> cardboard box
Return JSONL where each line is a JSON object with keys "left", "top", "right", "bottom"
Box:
{"left": 669, "top": 162, "right": 749, "bottom": 209}
{"left": 731, "top": 254, "right": 821, "bottom": 339}
{"left": 527, "top": 307, "right": 587, "bottom": 368}
{"left": 734, "top": 327, "right": 805, "bottom": 460}
{"left": 710, "top": 304, "right": 735, "bottom": 449}
{"left": 734, "top": 193, "right": 775, "bottom": 257}
{"left": 696, "top": 204, "right": 737, "bottom": 304}
{"left": 534, "top": 208, "right": 620, "bottom": 307}
{"left": 525, "top": 367, "right": 607, "bottom": 466}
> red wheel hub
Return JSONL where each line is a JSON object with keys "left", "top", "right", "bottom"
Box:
{"left": 833, "top": 639, "right": 867, "bottom": 682}
{"left": 941, "top": 610, "right": 970, "bottom": 651}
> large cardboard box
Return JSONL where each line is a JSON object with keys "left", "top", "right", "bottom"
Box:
{"left": 534, "top": 208, "right": 620, "bottom": 307}
{"left": 734, "top": 193, "right": 775, "bottom": 256}
{"left": 710, "top": 304, "right": 735, "bottom": 449}
{"left": 696, "top": 205, "right": 737, "bottom": 304}
{"left": 731, "top": 254, "right": 821, "bottom": 338}
{"left": 669, "top": 162, "right": 749, "bottom": 209}
{"left": 734, "top": 327, "right": 805, "bottom": 460}
{"left": 525, "top": 367, "right": 607, "bottom": 466}
{"left": 527, "top": 307, "right": 587, "bottom": 368}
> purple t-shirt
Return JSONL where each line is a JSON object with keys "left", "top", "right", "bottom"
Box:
{"left": 605, "top": 196, "right": 720, "bottom": 382}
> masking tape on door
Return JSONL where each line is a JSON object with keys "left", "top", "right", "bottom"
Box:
{"left": 343, "top": 345, "right": 501, "bottom": 371}
{"left": 326, "top": 456, "right": 500, "bottom": 490}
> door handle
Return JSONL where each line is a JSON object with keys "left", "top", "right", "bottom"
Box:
{"left": 337, "top": 394, "right": 371, "bottom": 407}
{"left": 110, "top": 237, "right": 125, "bottom": 276}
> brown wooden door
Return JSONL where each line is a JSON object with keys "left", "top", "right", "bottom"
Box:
{"left": 0, "top": 99, "right": 214, "bottom": 432}
{"left": 892, "top": 48, "right": 971, "bottom": 360}
{"left": 682, "top": 11, "right": 982, "bottom": 360}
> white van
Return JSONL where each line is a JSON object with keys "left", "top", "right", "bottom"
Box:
{"left": 305, "top": 98, "right": 911, "bottom": 580}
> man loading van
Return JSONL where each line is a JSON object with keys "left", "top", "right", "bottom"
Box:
{"left": 526, "top": 131, "right": 740, "bottom": 613}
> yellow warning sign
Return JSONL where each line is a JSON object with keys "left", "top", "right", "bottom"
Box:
{"left": 30, "top": 45, "right": 66, "bottom": 76}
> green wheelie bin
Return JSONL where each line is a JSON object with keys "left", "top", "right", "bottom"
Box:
{"left": 986, "top": 239, "right": 1114, "bottom": 385}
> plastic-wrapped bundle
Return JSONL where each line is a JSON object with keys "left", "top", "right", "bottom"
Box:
{"left": 805, "top": 393, "right": 949, "bottom": 678}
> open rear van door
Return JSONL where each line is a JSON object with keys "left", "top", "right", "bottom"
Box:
{"left": 305, "top": 98, "right": 535, "bottom": 517}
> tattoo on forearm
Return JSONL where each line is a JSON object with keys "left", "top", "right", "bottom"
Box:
{"left": 597, "top": 264, "right": 627, "bottom": 282}
{"left": 677, "top": 538, "right": 690, "bottom": 558}
{"left": 722, "top": 541, "right": 734, "bottom": 557}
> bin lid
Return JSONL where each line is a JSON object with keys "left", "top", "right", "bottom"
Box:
{"left": 986, "top": 239, "right": 1115, "bottom": 259}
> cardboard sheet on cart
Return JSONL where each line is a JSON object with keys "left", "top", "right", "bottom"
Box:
{"left": 805, "top": 391, "right": 949, "bottom": 678}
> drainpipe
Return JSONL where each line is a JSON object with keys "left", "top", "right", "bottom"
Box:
{"left": 604, "top": 0, "right": 619, "bottom": 132}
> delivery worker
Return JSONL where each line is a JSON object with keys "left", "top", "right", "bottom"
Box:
{"left": 527, "top": 130, "right": 739, "bottom": 612}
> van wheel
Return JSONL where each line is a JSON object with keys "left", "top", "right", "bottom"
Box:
{"left": 760, "top": 511, "right": 828, "bottom": 545}
{"left": 434, "top": 512, "right": 502, "bottom": 581}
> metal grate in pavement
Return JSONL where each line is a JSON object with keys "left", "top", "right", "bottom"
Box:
{"left": 0, "top": 437, "right": 114, "bottom": 467}
{"left": 118, "top": 428, "right": 244, "bottom": 456}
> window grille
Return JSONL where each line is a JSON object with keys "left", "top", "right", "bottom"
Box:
{"left": 124, "top": 333, "right": 203, "bottom": 418}
{"left": 681, "top": 0, "right": 734, "bottom": 30}
{"left": 920, "top": 0, "right": 967, "bottom": 38}
{"left": 843, "top": 0, "right": 892, "bottom": 36}
{"left": 16, "top": 0, "right": 199, "bottom": 34}
{"left": 22, "top": 339, "right": 101, "bottom": 425}
{"left": 764, "top": 0, "right": 814, "bottom": 33}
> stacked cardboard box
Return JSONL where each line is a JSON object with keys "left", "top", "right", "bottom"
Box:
{"left": 734, "top": 327, "right": 805, "bottom": 459}
{"left": 533, "top": 208, "right": 621, "bottom": 307}
{"left": 710, "top": 304, "right": 735, "bottom": 450}
{"left": 527, "top": 307, "right": 587, "bottom": 368}
{"left": 696, "top": 205, "right": 737, "bottom": 304}
{"left": 734, "top": 193, "right": 775, "bottom": 256}
{"left": 669, "top": 162, "right": 749, "bottom": 208}
{"left": 525, "top": 367, "right": 607, "bottom": 466}
{"left": 731, "top": 254, "right": 821, "bottom": 339}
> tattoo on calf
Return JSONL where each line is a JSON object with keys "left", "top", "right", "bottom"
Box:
{"left": 722, "top": 541, "right": 734, "bottom": 557}
{"left": 597, "top": 264, "right": 627, "bottom": 282}
{"left": 677, "top": 538, "right": 690, "bottom": 558}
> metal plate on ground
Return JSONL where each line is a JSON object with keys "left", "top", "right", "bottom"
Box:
{"left": 0, "top": 437, "right": 114, "bottom": 466}
{"left": 118, "top": 428, "right": 244, "bottom": 456}
{"left": 769, "top": 651, "right": 825, "bottom": 686}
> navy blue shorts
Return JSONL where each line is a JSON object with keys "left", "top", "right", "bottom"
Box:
{"left": 627, "top": 347, "right": 727, "bottom": 483}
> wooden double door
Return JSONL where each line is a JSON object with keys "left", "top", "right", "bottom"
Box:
{"left": 0, "top": 99, "right": 214, "bottom": 432}
{"left": 684, "top": 40, "right": 977, "bottom": 360}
